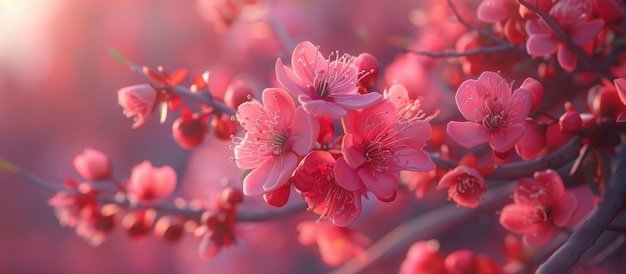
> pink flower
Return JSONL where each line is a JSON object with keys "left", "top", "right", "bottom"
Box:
{"left": 499, "top": 169, "right": 579, "bottom": 246}
{"left": 73, "top": 148, "right": 112, "bottom": 180}
{"left": 275, "top": 41, "right": 382, "bottom": 118}
{"left": 446, "top": 71, "right": 532, "bottom": 154}
{"left": 525, "top": 0, "right": 605, "bottom": 72}
{"left": 399, "top": 240, "right": 446, "bottom": 274}
{"left": 384, "top": 84, "right": 436, "bottom": 123}
{"left": 117, "top": 84, "right": 157, "bottom": 128}
{"left": 126, "top": 161, "right": 177, "bottom": 206}
{"left": 444, "top": 250, "right": 503, "bottom": 274}
{"left": 233, "top": 88, "right": 319, "bottom": 196}
{"left": 437, "top": 166, "right": 487, "bottom": 209}
{"left": 292, "top": 151, "right": 362, "bottom": 227}
{"left": 297, "top": 221, "right": 370, "bottom": 266}
{"left": 335, "top": 100, "right": 434, "bottom": 201}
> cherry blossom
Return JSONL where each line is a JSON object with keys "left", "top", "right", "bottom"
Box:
{"left": 117, "top": 84, "right": 157, "bottom": 129}
{"left": 233, "top": 87, "right": 319, "bottom": 197}
{"left": 275, "top": 41, "right": 382, "bottom": 118}
{"left": 446, "top": 71, "right": 533, "bottom": 155}
{"left": 126, "top": 161, "right": 177, "bottom": 206}
{"left": 297, "top": 221, "right": 370, "bottom": 266}
{"left": 292, "top": 151, "right": 362, "bottom": 227}
{"left": 73, "top": 148, "right": 112, "bottom": 181}
{"left": 499, "top": 169, "right": 579, "bottom": 246}
{"left": 437, "top": 166, "right": 487, "bottom": 209}
{"left": 525, "top": 0, "right": 605, "bottom": 72}
{"left": 335, "top": 100, "right": 435, "bottom": 201}
{"left": 400, "top": 240, "right": 447, "bottom": 274}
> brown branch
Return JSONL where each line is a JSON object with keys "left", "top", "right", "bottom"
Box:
{"left": 408, "top": 45, "right": 521, "bottom": 58}
{"left": 432, "top": 137, "right": 582, "bottom": 180}
{"left": 330, "top": 182, "right": 516, "bottom": 274}
{"left": 536, "top": 147, "right": 626, "bottom": 273}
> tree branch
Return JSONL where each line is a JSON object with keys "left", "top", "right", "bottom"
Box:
{"left": 331, "top": 182, "right": 516, "bottom": 274}
{"left": 432, "top": 137, "right": 582, "bottom": 180}
{"left": 536, "top": 146, "right": 626, "bottom": 273}
{"left": 408, "top": 45, "right": 521, "bottom": 58}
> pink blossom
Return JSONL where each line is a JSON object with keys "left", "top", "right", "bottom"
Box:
{"left": 384, "top": 84, "right": 435, "bottom": 123}
{"left": 117, "top": 84, "right": 157, "bottom": 128}
{"left": 514, "top": 118, "right": 547, "bottom": 160}
{"left": 446, "top": 71, "right": 532, "bottom": 154}
{"left": 126, "top": 161, "right": 177, "bottom": 206}
{"left": 437, "top": 166, "right": 487, "bottom": 209}
{"left": 297, "top": 221, "right": 370, "bottom": 266}
{"left": 525, "top": 0, "right": 605, "bottom": 72}
{"left": 444, "top": 250, "right": 503, "bottom": 274}
{"left": 73, "top": 148, "right": 112, "bottom": 180}
{"left": 400, "top": 240, "right": 447, "bottom": 274}
{"left": 334, "top": 100, "right": 434, "bottom": 201}
{"left": 292, "top": 151, "right": 362, "bottom": 227}
{"left": 499, "top": 169, "right": 579, "bottom": 246}
{"left": 233, "top": 88, "right": 319, "bottom": 196}
{"left": 275, "top": 41, "right": 382, "bottom": 118}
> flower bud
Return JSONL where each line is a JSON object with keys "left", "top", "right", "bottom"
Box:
{"left": 212, "top": 114, "right": 236, "bottom": 140}
{"left": 592, "top": 87, "right": 624, "bottom": 118}
{"left": 224, "top": 80, "right": 253, "bottom": 109}
{"left": 172, "top": 107, "right": 209, "bottom": 149}
{"left": 559, "top": 111, "right": 583, "bottom": 134}
{"left": 73, "top": 148, "right": 112, "bottom": 180}
{"left": 154, "top": 215, "right": 185, "bottom": 243}
{"left": 219, "top": 186, "right": 244, "bottom": 208}
{"left": 127, "top": 161, "right": 177, "bottom": 206}
{"left": 118, "top": 84, "right": 157, "bottom": 128}
{"left": 445, "top": 250, "right": 476, "bottom": 274}
{"left": 353, "top": 53, "right": 379, "bottom": 92}
{"left": 122, "top": 209, "right": 156, "bottom": 240}
{"left": 263, "top": 183, "right": 291, "bottom": 207}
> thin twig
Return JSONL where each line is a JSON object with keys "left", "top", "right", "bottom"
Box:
{"left": 431, "top": 137, "right": 582, "bottom": 180}
{"left": 536, "top": 146, "right": 626, "bottom": 273}
{"left": 407, "top": 45, "right": 520, "bottom": 58}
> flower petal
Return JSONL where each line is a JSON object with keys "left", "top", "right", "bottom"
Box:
{"left": 557, "top": 44, "right": 577, "bottom": 72}
{"left": 490, "top": 124, "right": 526, "bottom": 152}
{"left": 614, "top": 78, "right": 626, "bottom": 106}
{"left": 290, "top": 107, "right": 319, "bottom": 155}
{"left": 552, "top": 192, "right": 579, "bottom": 227}
{"left": 333, "top": 92, "right": 383, "bottom": 110}
{"left": 523, "top": 226, "right": 555, "bottom": 246}
{"left": 526, "top": 34, "right": 558, "bottom": 56}
{"left": 299, "top": 96, "right": 347, "bottom": 118}
{"left": 571, "top": 19, "right": 605, "bottom": 45}
{"left": 275, "top": 59, "right": 308, "bottom": 97}
{"left": 334, "top": 157, "right": 361, "bottom": 191}
{"left": 243, "top": 154, "right": 296, "bottom": 196}
{"left": 262, "top": 88, "right": 295, "bottom": 127}
{"left": 358, "top": 167, "right": 397, "bottom": 201}
{"left": 341, "top": 133, "right": 367, "bottom": 168}
{"left": 499, "top": 204, "right": 544, "bottom": 233}
{"left": 446, "top": 121, "right": 490, "bottom": 148}
{"left": 477, "top": 0, "right": 510, "bottom": 23}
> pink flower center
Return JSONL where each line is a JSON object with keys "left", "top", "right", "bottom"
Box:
{"left": 362, "top": 113, "right": 413, "bottom": 172}
{"left": 451, "top": 175, "right": 483, "bottom": 197}
{"left": 307, "top": 163, "right": 356, "bottom": 222}
{"left": 236, "top": 109, "right": 290, "bottom": 158}
{"left": 296, "top": 47, "right": 357, "bottom": 100}
{"left": 525, "top": 206, "right": 552, "bottom": 225}
{"left": 481, "top": 97, "right": 510, "bottom": 129}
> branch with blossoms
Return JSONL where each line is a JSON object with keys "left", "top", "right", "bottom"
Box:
{"left": 5, "top": 0, "right": 626, "bottom": 272}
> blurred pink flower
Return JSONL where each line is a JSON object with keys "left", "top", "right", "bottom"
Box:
{"left": 400, "top": 240, "right": 446, "bottom": 274}
{"left": 514, "top": 118, "right": 547, "bottom": 160}
{"left": 499, "top": 169, "right": 579, "bottom": 246}
{"left": 444, "top": 250, "right": 503, "bottom": 274}
{"left": 525, "top": 0, "right": 605, "bottom": 72}
{"left": 297, "top": 221, "right": 370, "bottom": 266}
{"left": 275, "top": 41, "right": 382, "bottom": 118}
{"left": 446, "top": 71, "right": 532, "bottom": 154}
{"left": 437, "top": 166, "right": 487, "bottom": 209}
{"left": 117, "top": 84, "right": 157, "bottom": 129}
{"left": 126, "top": 161, "right": 177, "bottom": 206}
{"left": 73, "top": 148, "right": 112, "bottom": 181}
{"left": 233, "top": 88, "right": 319, "bottom": 196}
{"left": 292, "top": 151, "right": 362, "bottom": 227}
{"left": 335, "top": 100, "right": 434, "bottom": 201}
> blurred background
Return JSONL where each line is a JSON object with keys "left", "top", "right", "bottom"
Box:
{"left": 0, "top": 0, "right": 439, "bottom": 273}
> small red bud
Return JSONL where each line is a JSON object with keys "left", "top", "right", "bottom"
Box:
{"left": 172, "top": 107, "right": 209, "bottom": 148}
{"left": 559, "top": 111, "right": 583, "bottom": 134}
{"left": 154, "top": 215, "right": 185, "bottom": 243}
{"left": 224, "top": 80, "right": 253, "bottom": 109}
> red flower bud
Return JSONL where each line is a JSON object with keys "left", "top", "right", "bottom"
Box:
{"left": 224, "top": 80, "right": 252, "bottom": 109}
{"left": 172, "top": 107, "right": 209, "bottom": 149}
{"left": 559, "top": 111, "right": 583, "bottom": 134}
